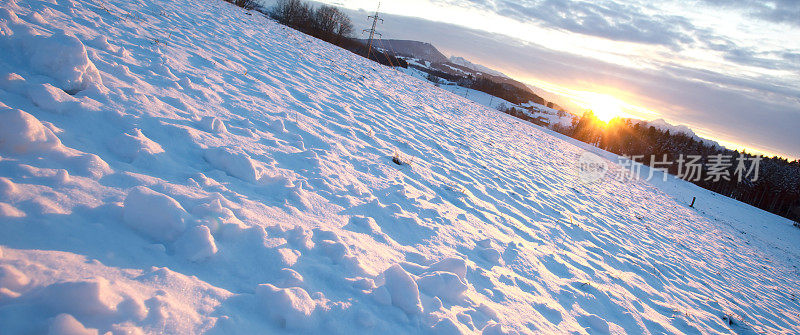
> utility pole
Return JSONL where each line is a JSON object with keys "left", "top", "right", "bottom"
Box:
{"left": 363, "top": 3, "right": 383, "bottom": 59}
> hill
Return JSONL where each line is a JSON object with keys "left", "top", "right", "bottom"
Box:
{"left": 362, "top": 39, "right": 449, "bottom": 64}
{"left": 449, "top": 56, "right": 509, "bottom": 78}
{"left": 371, "top": 39, "right": 550, "bottom": 106}
{"left": 1, "top": 0, "right": 799, "bottom": 334}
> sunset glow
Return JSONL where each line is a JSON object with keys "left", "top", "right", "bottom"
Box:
{"left": 577, "top": 92, "right": 626, "bottom": 123}
{"left": 304, "top": 0, "right": 800, "bottom": 160}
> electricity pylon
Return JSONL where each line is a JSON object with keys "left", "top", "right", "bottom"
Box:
{"left": 363, "top": 3, "right": 383, "bottom": 58}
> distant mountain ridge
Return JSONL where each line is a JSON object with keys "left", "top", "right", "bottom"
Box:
{"left": 359, "top": 39, "right": 449, "bottom": 64}
{"left": 449, "top": 56, "right": 508, "bottom": 78}
{"left": 368, "top": 39, "right": 554, "bottom": 107}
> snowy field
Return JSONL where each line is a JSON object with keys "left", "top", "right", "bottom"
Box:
{"left": 1, "top": 0, "right": 799, "bottom": 334}
{"left": 423, "top": 80, "right": 573, "bottom": 129}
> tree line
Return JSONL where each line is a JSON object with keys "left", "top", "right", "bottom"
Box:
{"left": 466, "top": 77, "right": 546, "bottom": 106}
{"left": 421, "top": 72, "right": 549, "bottom": 107}
{"left": 268, "top": 0, "right": 407, "bottom": 68}
{"left": 225, "top": 0, "right": 406, "bottom": 68}
{"left": 551, "top": 113, "right": 800, "bottom": 223}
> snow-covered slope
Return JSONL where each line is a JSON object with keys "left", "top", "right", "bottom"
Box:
{"left": 1, "top": 0, "right": 799, "bottom": 334}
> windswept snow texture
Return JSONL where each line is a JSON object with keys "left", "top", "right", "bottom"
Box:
{"left": 1, "top": 0, "right": 800, "bottom": 334}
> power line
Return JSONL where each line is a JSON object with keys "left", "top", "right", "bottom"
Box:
{"left": 362, "top": 3, "right": 383, "bottom": 59}
{"left": 379, "top": 36, "right": 403, "bottom": 71}
{"left": 376, "top": 38, "right": 394, "bottom": 67}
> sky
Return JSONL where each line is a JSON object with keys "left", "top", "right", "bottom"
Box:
{"left": 268, "top": 0, "right": 800, "bottom": 159}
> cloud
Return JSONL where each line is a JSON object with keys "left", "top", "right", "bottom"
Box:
{"left": 701, "top": 0, "right": 800, "bottom": 26}
{"left": 433, "top": 0, "right": 697, "bottom": 47}
{"left": 427, "top": 0, "right": 798, "bottom": 73}
{"left": 688, "top": 29, "right": 800, "bottom": 72}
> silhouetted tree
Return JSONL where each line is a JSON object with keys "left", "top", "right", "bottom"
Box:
{"left": 272, "top": 0, "right": 313, "bottom": 30}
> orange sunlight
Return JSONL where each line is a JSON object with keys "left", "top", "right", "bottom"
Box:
{"left": 577, "top": 92, "right": 626, "bottom": 123}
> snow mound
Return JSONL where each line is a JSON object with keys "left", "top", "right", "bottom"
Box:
{"left": 0, "top": 264, "right": 29, "bottom": 292}
{"left": 0, "top": 202, "right": 24, "bottom": 218}
{"left": 431, "top": 317, "right": 471, "bottom": 334}
{"left": 27, "top": 83, "right": 79, "bottom": 113}
{"left": 429, "top": 257, "right": 467, "bottom": 280}
{"left": 38, "top": 278, "right": 122, "bottom": 317}
{"left": 477, "top": 246, "right": 502, "bottom": 265}
{"left": 278, "top": 268, "right": 304, "bottom": 287}
{"left": 199, "top": 116, "right": 227, "bottom": 134}
{"left": 417, "top": 271, "right": 468, "bottom": 302}
{"left": 380, "top": 264, "right": 423, "bottom": 315}
{"left": 0, "top": 178, "right": 17, "bottom": 197}
{"left": 47, "top": 313, "right": 98, "bottom": 335}
{"left": 122, "top": 187, "right": 188, "bottom": 242}
{"left": 203, "top": 146, "right": 262, "bottom": 183}
{"left": 481, "top": 322, "right": 511, "bottom": 335}
{"left": 67, "top": 153, "right": 112, "bottom": 179}
{"left": 0, "top": 108, "right": 62, "bottom": 154}
{"left": 255, "top": 283, "right": 317, "bottom": 329}
{"left": 13, "top": 31, "right": 102, "bottom": 94}
{"left": 109, "top": 129, "right": 164, "bottom": 162}
{"left": 174, "top": 225, "right": 217, "bottom": 262}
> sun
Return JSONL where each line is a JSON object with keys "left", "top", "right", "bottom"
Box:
{"left": 587, "top": 93, "right": 624, "bottom": 122}
{"left": 573, "top": 92, "right": 625, "bottom": 123}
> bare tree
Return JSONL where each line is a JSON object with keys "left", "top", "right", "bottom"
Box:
{"left": 272, "top": 0, "right": 312, "bottom": 29}
{"left": 313, "top": 6, "right": 353, "bottom": 42}
{"left": 272, "top": 0, "right": 353, "bottom": 44}
{"left": 332, "top": 8, "right": 353, "bottom": 39}
{"left": 231, "top": 0, "right": 258, "bottom": 10}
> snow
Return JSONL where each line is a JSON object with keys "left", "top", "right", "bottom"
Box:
{"left": 48, "top": 313, "right": 99, "bottom": 335}
{"left": 0, "top": 0, "right": 799, "bottom": 333}
{"left": 37, "top": 278, "right": 123, "bottom": 317}
{"left": 419, "top": 81, "right": 575, "bottom": 128}
{"left": 123, "top": 186, "right": 189, "bottom": 243}
{"left": 0, "top": 109, "right": 63, "bottom": 154}
{"left": 429, "top": 257, "right": 468, "bottom": 280}
{"left": 203, "top": 146, "right": 263, "bottom": 183}
{"left": 174, "top": 225, "right": 218, "bottom": 262}
{"left": 199, "top": 116, "right": 228, "bottom": 134}
{"left": 5, "top": 29, "right": 104, "bottom": 94}
{"left": 379, "top": 264, "right": 423, "bottom": 315}
{"left": 109, "top": 128, "right": 165, "bottom": 162}
{"left": 254, "top": 284, "right": 318, "bottom": 330}
{"left": 0, "top": 263, "right": 29, "bottom": 291}
{"left": 0, "top": 202, "right": 25, "bottom": 218}
{"left": 416, "top": 271, "right": 468, "bottom": 302}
